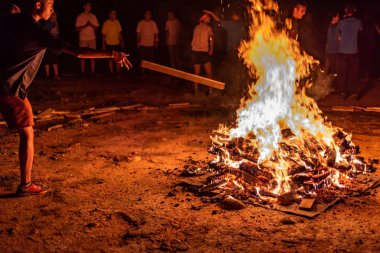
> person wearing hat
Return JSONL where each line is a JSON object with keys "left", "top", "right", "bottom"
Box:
{"left": 191, "top": 13, "right": 214, "bottom": 95}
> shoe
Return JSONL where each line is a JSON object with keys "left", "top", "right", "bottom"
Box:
{"left": 347, "top": 93, "right": 359, "bottom": 101}
{"left": 16, "top": 182, "right": 47, "bottom": 196}
{"left": 53, "top": 76, "right": 61, "bottom": 80}
{"left": 339, "top": 93, "right": 347, "bottom": 100}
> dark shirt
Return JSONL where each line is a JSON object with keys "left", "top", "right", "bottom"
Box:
{"left": 220, "top": 20, "right": 247, "bottom": 51}
{"left": 326, "top": 24, "right": 340, "bottom": 54}
{"left": 337, "top": 16, "right": 362, "bottom": 54}
{"left": 0, "top": 14, "right": 61, "bottom": 98}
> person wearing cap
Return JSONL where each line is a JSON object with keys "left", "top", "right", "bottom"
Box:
{"left": 191, "top": 13, "right": 214, "bottom": 95}
{"left": 0, "top": 0, "right": 131, "bottom": 196}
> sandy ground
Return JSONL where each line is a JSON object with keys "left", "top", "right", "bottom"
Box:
{"left": 0, "top": 75, "right": 379, "bottom": 252}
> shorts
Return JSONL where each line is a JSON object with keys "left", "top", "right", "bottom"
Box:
{"left": 192, "top": 51, "right": 211, "bottom": 65}
{"left": 79, "top": 39, "right": 96, "bottom": 49}
{"left": 0, "top": 96, "right": 34, "bottom": 129}
{"left": 106, "top": 44, "right": 121, "bottom": 52}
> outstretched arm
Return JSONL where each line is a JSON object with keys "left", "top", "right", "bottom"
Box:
{"left": 203, "top": 10, "right": 221, "bottom": 22}
{"left": 61, "top": 42, "right": 132, "bottom": 69}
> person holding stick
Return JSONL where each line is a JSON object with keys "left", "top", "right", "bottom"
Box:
{"left": 0, "top": 0, "right": 131, "bottom": 196}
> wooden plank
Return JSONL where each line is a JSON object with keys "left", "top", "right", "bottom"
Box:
{"left": 47, "top": 124, "right": 64, "bottom": 131}
{"left": 36, "top": 115, "right": 64, "bottom": 122}
{"left": 90, "top": 112, "right": 116, "bottom": 123}
{"left": 298, "top": 198, "right": 316, "bottom": 210}
{"left": 364, "top": 107, "right": 380, "bottom": 113}
{"left": 331, "top": 106, "right": 355, "bottom": 112}
{"left": 168, "top": 102, "right": 190, "bottom": 108}
{"left": 38, "top": 108, "right": 55, "bottom": 118}
{"left": 121, "top": 104, "right": 143, "bottom": 110}
{"left": 141, "top": 60, "right": 225, "bottom": 90}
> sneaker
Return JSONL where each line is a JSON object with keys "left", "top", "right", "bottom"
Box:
{"left": 347, "top": 93, "right": 359, "bottom": 101}
{"left": 16, "top": 182, "right": 47, "bottom": 196}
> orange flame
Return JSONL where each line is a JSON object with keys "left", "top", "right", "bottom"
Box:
{"left": 211, "top": 0, "right": 364, "bottom": 197}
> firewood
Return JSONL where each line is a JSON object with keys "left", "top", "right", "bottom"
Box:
{"left": 90, "top": 112, "right": 116, "bottom": 123}
{"left": 47, "top": 124, "right": 64, "bottom": 131}
{"left": 36, "top": 115, "right": 64, "bottom": 122}
{"left": 168, "top": 103, "right": 190, "bottom": 108}
{"left": 220, "top": 196, "right": 246, "bottom": 210}
{"left": 120, "top": 104, "right": 143, "bottom": 110}
{"left": 38, "top": 108, "right": 55, "bottom": 118}
{"left": 299, "top": 198, "right": 316, "bottom": 210}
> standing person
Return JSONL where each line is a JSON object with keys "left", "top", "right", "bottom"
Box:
{"left": 137, "top": 10, "right": 159, "bottom": 74}
{"left": 165, "top": 11, "right": 182, "bottom": 69}
{"left": 0, "top": 0, "right": 131, "bottom": 196}
{"left": 42, "top": 11, "right": 60, "bottom": 80}
{"left": 102, "top": 9, "right": 125, "bottom": 75}
{"left": 336, "top": 3, "right": 363, "bottom": 100}
{"left": 75, "top": 1, "right": 99, "bottom": 75}
{"left": 203, "top": 9, "right": 247, "bottom": 99}
{"left": 284, "top": 1, "right": 307, "bottom": 41}
{"left": 191, "top": 13, "right": 214, "bottom": 95}
{"left": 325, "top": 12, "right": 340, "bottom": 74}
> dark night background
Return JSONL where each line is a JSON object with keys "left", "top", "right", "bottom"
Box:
{"left": 0, "top": 0, "right": 379, "bottom": 76}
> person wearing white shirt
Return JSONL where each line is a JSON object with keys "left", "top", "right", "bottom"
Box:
{"left": 75, "top": 2, "right": 99, "bottom": 75}
{"left": 137, "top": 10, "right": 159, "bottom": 74}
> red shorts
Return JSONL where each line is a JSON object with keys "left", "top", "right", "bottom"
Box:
{"left": 0, "top": 96, "right": 34, "bottom": 129}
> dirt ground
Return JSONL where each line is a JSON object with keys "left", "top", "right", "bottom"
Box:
{"left": 0, "top": 74, "right": 380, "bottom": 253}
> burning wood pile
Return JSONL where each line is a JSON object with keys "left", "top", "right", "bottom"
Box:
{"left": 179, "top": 0, "right": 379, "bottom": 216}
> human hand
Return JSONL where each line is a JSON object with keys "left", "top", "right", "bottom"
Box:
{"left": 112, "top": 51, "right": 132, "bottom": 69}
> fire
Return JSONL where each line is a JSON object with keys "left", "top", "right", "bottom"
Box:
{"left": 210, "top": 0, "right": 366, "bottom": 201}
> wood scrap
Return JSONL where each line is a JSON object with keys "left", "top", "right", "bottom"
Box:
{"left": 52, "top": 111, "right": 71, "bottom": 115}
{"left": 141, "top": 60, "right": 225, "bottom": 90}
{"left": 90, "top": 112, "right": 116, "bottom": 123}
{"left": 36, "top": 115, "right": 64, "bottom": 122}
{"left": 47, "top": 124, "right": 64, "bottom": 131}
{"left": 64, "top": 113, "right": 82, "bottom": 119}
{"left": 364, "top": 107, "right": 380, "bottom": 113}
{"left": 298, "top": 198, "right": 316, "bottom": 210}
{"left": 38, "top": 108, "right": 55, "bottom": 118}
{"left": 121, "top": 104, "right": 143, "bottom": 110}
{"left": 67, "top": 119, "right": 83, "bottom": 125}
{"left": 168, "top": 102, "right": 190, "bottom": 108}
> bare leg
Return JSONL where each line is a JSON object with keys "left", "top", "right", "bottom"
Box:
{"left": 108, "top": 59, "right": 114, "bottom": 74}
{"left": 115, "top": 61, "right": 121, "bottom": 74}
{"left": 53, "top": 64, "right": 59, "bottom": 78}
{"left": 203, "top": 61, "right": 213, "bottom": 94}
{"left": 44, "top": 64, "right": 50, "bottom": 78}
{"left": 90, "top": 59, "right": 96, "bottom": 74}
{"left": 18, "top": 127, "right": 34, "bottom": 185}
{"left": 193, "top": 64, "right": 201, "bottom": 95}
{"left": 80, "top": 59, "right": 86, "bottom": 74}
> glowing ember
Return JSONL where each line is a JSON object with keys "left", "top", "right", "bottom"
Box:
{"left": 208, "top": 0, "right": 369, "bottom": 202}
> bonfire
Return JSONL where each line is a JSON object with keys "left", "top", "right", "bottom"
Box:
{"left": 181, "top": 0, "right": 378, "bottom": 214}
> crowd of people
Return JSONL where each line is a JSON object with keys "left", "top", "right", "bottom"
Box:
{"left": 5, "top": 1, "right": 379, "bottom": 98}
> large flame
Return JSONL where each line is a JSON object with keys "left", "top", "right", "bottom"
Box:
{"left": 211, "top": 0, "right": 363, "bottom": 197}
